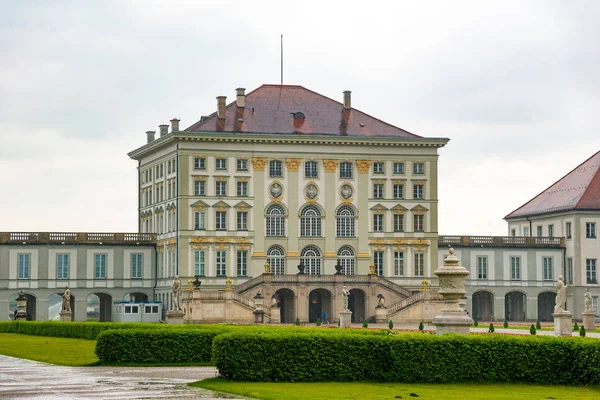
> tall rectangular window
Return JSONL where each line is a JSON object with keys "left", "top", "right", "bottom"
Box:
{"left": 567, "top": 257, "right": 573, "bottom": 284}
{"left": 237, "top": 211, "right": 248, "bottom": 231}
{"left": 586, "top": 259, "right": 597, "bottom": 284}
{"left": 543, "top": 257, "right": 553, "bottom": 280}
{"left": 95, "top": 254, "right": 106, "bottom": 279}
{"left": 339, "top": 162, "right": 353, "bottom": 179}
{"left": 586, "top": 222, "right": 597, "bottom": 238}
{"left": 269, "top": 160, "right": 283, "bottom": 178}
{"left": 237, "top": 250, "right": 247, "bottom": 276}
{"left": 537, "top": 226, "right": 543, "bottom": 238}
{"left": 305, "top": 161, "right": 318, "bottom": 178}
{"left": 236, "top": 158, "right": 248, "bottom": 171}
{"left": 18, "top": 254, "right": 30, "bottom": 279}
{"left": 131, "top": 254, "right": 143, "bottom": 279}
{"left": 414, "top": 252, "right": 424, "bottom": 277}
{"left": 373, "top": 251, "right": 384, "bottom": 276}
{"left": 216, "top": 181, "right": 227, "bottom": 196}
{"left": 57, "top": 254, "right": 69, "bottom": 279}
{"left": 413, "top": 214, "right": 424, "bottom": 231}
{"left": 216, "top": 251, "right": 227, "bottom": 276}
{"left": 394, "top": 251, "right": 404, "bottom": 276}
{"left": 477, "top": 256, "right": 487, "bottom": 280}
{"left": 566, "top": 222, "right": 572, "bottom": 239}
{"left": 413, "top": 162, "right": 424, "bottom": 174}
{"left": 394, "top": 214, "right": 404, "bottom": 232}
{"left": 194, "top": 211, "right": 206, "bottom": 230}
{"left": 373, "top": 183, "right": 384, "bottom": 199}
{"left": 413, "top": 184, "right": 424, "bottom": 199}
{"left": 510, "top": 256, "right": 521, "bottom": 280}
{"left": 548, "top": 225, "right": 554, "bottom": 239}
{"left": 216, "top": 211, "right": 227, "bottom": 230}
{"left": 194, "top": 157, "right": 206, "bottom": 170}
{"left": 393, "top": 162, "right": 404, "bottom": 174}
{"left": 373, "top": 162, "right": 385, "bottom": 174}
{"left": 373, "top": 214, "right": 384, "bottom": 232}
{"left": 524, "top": 226, "right": 530, "bottom": 237}
{"left": 216, "top": 158, "right": 227, "bottom": 170}
{"left": 236, "top": 181, "right": 248, "bottom": 197}
{"left": 194, "top": 181, "right": 205, "bottom": 196}
{"left": 194, "top": 251, "right": 205, "bottom": 276}
{"left": 393, "top": 184, "right": 404, "bottom": 199}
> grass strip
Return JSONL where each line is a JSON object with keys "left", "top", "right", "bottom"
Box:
{"left": 0, "top": 333, "right": 98, "bottom": 366}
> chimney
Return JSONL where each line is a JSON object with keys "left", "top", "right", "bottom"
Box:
{"left": 217, "top": 96, "right": 227, "bottom": 119}
{"left": 236, "top": 88, "right": 246, "bottom": 108}
{"left": 170, "top": 118, "right": 180, "bottom": 132}
{"left": 146, "top": 130, "right": 156, "bottom": 143}
{"left": 159, "top": 124, "right": 169, "bottom": 137}
{"left": 343, "top": 90, "right": 351, "bottom": 109}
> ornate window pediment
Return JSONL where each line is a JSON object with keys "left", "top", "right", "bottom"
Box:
{"left": 190, "top": 200, "right": 209, "bottom": 210}
{"left": 369, "top": 203, "right": 389, "bottom": 212}
{"left": 234, "top": 201, "right": 253, "bottom": 210}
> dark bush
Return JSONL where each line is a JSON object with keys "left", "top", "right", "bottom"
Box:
{"left": 388, "top": 320, "right": 394, "bottom": 330}
{"left": 530, "top": 324, "right": 536, "bottom": 335}
{"left": 573, "top": 322, "right": 579, "bottom": 331}
{"left": 418, "top": 321, "right": 424, "bottom": 331}
{"left": 536, "top": 320, "right": 541, "bottom": 330}
{"left": 503, "top": 319, "right": 508, "bottom": 329}
{"left": 580, "top": 326, "right": 586, "bottom": 337}
{"left": 473, "top": 319, "right": 478, "bottom": 327}
{"left": 489, "top": 323, "right": 495, "bottom": 333}
{"left": 362, "top": 320, "right": 368, "bottom": 328}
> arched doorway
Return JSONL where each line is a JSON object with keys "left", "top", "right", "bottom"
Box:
{"left": 124, "top": 292, "right": 148, "bottom": 302}
{"left": 308, "top": 288, "right": 332, "bottom": 323}
{"left": 273, "top": 288, "right": 296, "bottom": 323}
{"left": 87, "top": 293, "right": 113, "bottom": 322}
{"left": 472, "top": 291, "right": 494, "bottom": 321}
{"left": 505, "top": 291, "right": 526, "bottom": 321}
{"left": 538, "top": 291, "right": 556, "bottom": 322}
{"left": 349, "top": 289, "right": 365, "bottom": 323}
{"left": 9, "top": 293, "right": 37, "bottom": 320}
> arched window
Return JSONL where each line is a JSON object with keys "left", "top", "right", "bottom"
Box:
{"left": 300, "top": 205, "right": 322, "bottom": 237}
{"left": 267, "top": 245, "right": 286, "bottom": 275}
{"left": 337, "top": 246, "right": 355, "bottom": 275}
{"left": 301, "top": 245, "right": 322, "bottom": 275}
{"left": 336, "top": 206, "right": 355, "bottom": 237}
{"left": 266, "top": 205, "right": 285, "bottom": 236}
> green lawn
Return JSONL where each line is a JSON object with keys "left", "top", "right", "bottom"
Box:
{"left": 0, "top": 333, "right": 98, "bottom": 366}
{"left": 192, "top": 379, "right": 600, "bottom": 400}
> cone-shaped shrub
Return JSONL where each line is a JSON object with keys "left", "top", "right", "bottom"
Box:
{"left": 474, "top": 318, "right": 478, "bottom": 327}
{"left": 580, "top": 325, "right": 586, "bottom": 337}
{"left": 316, "top": 318, "right": 322, "bottom": 326}
{"left": 503, "top": 319, "right": 509, "bottom": 328}
{"left": 530, "top": 324, "right": 537, "bottom": 335}
{"left": 388, "top": 320, "right": 394, "bottom": 330}
{"left": 418, "top": 321, "right": 424, "bottom": 331}
{"left": 295, "top": 317, "right": 300, "bottom": 326}
{"left": 489, "top": 323, "right": 495, "bottom": 333}
{"left": 573, "top": 322, "right": 579, "bottom": 331}
{"left": 362, "top": 320, "right": 368, "bottom": 328}
{"left": 536, "top": 320, "right": 541, "bottom": 330}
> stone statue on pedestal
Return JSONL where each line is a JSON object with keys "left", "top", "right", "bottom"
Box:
{"left": 172, "top": 276, "right": 182, "bottom": 311}
{"left": 342, "top": 286, "right": 350, "bottom": 311}
{"left": 554, "top": 275, "right": 568, "bottom": 313}
{"left": 62, "top": 287, "right": 71, "bottom": 312}
{"left": 584, "top": 288, "right": 592, "bottom": 312}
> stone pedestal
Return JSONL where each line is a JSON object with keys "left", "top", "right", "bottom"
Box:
{"left": 253, "top": 309, "right": 265, "bottom": 324}
{"left": 582, "top": 311, "right": 596, "bottom": 331}
{"left": 270, "top": 307, "right": 281, "bottom": 324}
{"left": 432, "top": 314, "right": 472, "bottom": 335}
{"left": 553, "top": 312, "right": 573, "bottom": 336}
{"left": 166, "top": 310, "right": 185, "bottom": 324}
{"left": 15, "top": 310, "right": 27, "bottom": 321}
{"left": 339, "top": 310, "right": 352, "bottom": 328}
{"left": 375, "top": 307, "right": 388, "bottom": 323}
{"left": 59, "top": 311, "right": 72, "bottom": 322}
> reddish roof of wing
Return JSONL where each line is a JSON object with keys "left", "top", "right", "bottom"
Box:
{"left": 185, "top": 84, "right": 421, "bottom": 138}
{"left": 505, "top": 151, "right": 600, "bottom": 219}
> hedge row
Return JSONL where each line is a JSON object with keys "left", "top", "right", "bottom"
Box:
{"left": 212, "top": 331, "right": 600, "bottom": 385}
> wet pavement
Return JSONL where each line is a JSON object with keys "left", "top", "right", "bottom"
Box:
{"left": 0, "top": 355, "right": 244, "bottom": 399}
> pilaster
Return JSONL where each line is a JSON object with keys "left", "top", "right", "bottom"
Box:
{"left": 286, "top": 159, "right": 300, "bottom": 254}
{"left": 323, "top": 160, "right": 338, "bottom": 273}
{"left": 252, "top": 158, "right": 267, "bottom": 272}
{"left": 357, "top": 160, "right": 372, "bottom": 273}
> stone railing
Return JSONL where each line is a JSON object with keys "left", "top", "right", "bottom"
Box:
{"left": 0, "top": 232, "right": 156, "bottom": 245}
{"left": 388, "top": 291, "right": 443, "bottom": 315}
{"left": 371, "top": 275, "right": 413, "bottom": 297}
{"left": 233, "top": 274, "right": 266, "bottom": 293}
{"left": 438, "top": 235, "right": 564, "bottom": 248}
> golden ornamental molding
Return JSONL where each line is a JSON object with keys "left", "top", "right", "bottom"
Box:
{"left": 285, "top": 158, "right": 301, "bottom": 172}
{"left": 357, "top": 252, "right": 371, "bottom": 258}
{"left": 190, "top": 243, "right": 208, "bottom": 250}
{"left": 236, "top": 177, "right": 248, "bottom": 182}
{"left": 340, "top": 196, "right": 354, "bottom": 204}
{"left": 287, "top": 251, "right": 299, "bottom": 257}
{"left": 323, "top": 159, "right": 339, "bottom": 173}
{"left": 252, "top": 251, "right": 266, "bottom": 257}
{"left": 367, "top": 238, "right": 430, "bottom": 247}
{"left": 156, "top": 241, "right": 165, "bottom": 247}
{"left": 167, "top": 239, "right": 177, "bottom": 245}
{"left": 251, "top": 157, "right": 268, "bottom": 171}
{"left": 156, "top": 247, "right": 165, "bottom": 253}
{"left": 193, "top": 176, "right": 207, "bottom": 181}
{"left": 356, "top": 160, "right": 372, "bottom": 173}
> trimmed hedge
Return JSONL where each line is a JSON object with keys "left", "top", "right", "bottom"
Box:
{"left": 213, "top": 331, "right": 600, "bottom": 385}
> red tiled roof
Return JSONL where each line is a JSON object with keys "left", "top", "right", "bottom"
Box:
{"left": 505, "top": 151, "right": 600, "bottom": 219}
{"left": 184, "top": 84, "right": 421, "bottom": 138}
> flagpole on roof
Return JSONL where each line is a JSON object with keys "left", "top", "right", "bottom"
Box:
{"left": 280, "top": 34, "right": 283, "bottom": 85}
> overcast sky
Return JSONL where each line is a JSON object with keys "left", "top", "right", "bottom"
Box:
{"left": 1, "top": 1, "right": 599, "bottom": 235}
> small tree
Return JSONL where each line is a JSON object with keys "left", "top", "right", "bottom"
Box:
{"left": 473, "top": 318, "right": 478, "bottom": 327}
{"left": 503, "top": 319, "right": 509, "bottom": 328}
{"left": 362, "top": 319, "right": 369, "bottom": 328}
{"left": 530, "top": 324, "right": 537, "bottom": 335}
{"left": 388, "top": 320, "right": 394, "bottom": 330}
{"left": 295, "top": 317, "right": 300, "bottom": 326}
{"left": 489, "top": 323, "right": 495, "bottom": 333}
{"left": 573, "top": 322, "right": 579, "bottom": 331}
{"left": 418, "top": 321, "right": 424, "bottom": 331}
{"left": 580, "top": 325, "right": 586, "bottom": 337}
{"left": 536, "top": 320, "right": 541, "bottom": 330}
{"left": 316, "top": 318, "right": 322, "bottom": 326}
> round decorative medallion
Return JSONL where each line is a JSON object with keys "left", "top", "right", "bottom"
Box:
{"left": 305, "top": 184, "right": 318, "bottom": 199}
{"left": 270, "top": 183, "right": 283, "bottom": 198}
{"left": 340, "top": 184, "right": 353, "bottom": 199}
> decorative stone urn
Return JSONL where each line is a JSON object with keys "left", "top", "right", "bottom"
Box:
{"left": 432, "top": 248, "right": 473, "bottom": 334}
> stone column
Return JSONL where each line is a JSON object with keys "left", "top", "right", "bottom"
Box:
{"left": 356, "top": 160, "right": 372, "bottom": 273}
{"left": 323, "top": 160, "right": 339, "bottom": 274}
{"left": 286, "top": 158, "right": 301, "bottom": 268}
{"left": 252, "top": 158, "right": 268, "bottom": 273}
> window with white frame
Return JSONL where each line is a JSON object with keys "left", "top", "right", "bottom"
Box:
{"left": 269, "top": 160, "right": 283, "bottom": 178}
{"left": 511, "top": 229, "right": 516, "bottom": 237}
{"left": 510, "top": 256, "right": 521, "bottom": 280}
{"left": 413, "top": 214, "right": 424, "bottom": 231}
{"left": 373, "top": 213, "right": 384, "bottom": 232}
{"left": 95, "top": 254, "right": 106, "bottom": 279}
{"left": 18, "top": 254, "right": 30, "bottom": 279}
{"left": 194, "top": 211, "right": 206, "bottom": 230}
{"left": 587, "top": 259, "right": 597, "bottom": 284}
{"left": 194, "top": 157, "right": 206, "bottom": 170}
{"left": 586, "top": 222, "right": 597, "bottom": 238}
{"left": 305, "top": 161, "right": 318, "bottom": 178}
{"left": 548, "top": 225, "right": 554, "bottom": 239}
{"left": 339, "top": 162, "right": 353, "bottom": 179}
{"left": 336, "top": 205, "right": 355, "bottom": 237}
{"left": 337, "top": 246, "right": 355, "bottom": 275}
{"left": 373, "top": 251, "right": 384, "bottom": 276}
{"left": 194, "top": 181, "right": 205, "bottom": 196}
{"left": 57, "top": 254, "right": 69, "bottom": 279}
{"left": 216, "top": 211, "right": 227, "bottom": 230}
{"left": 216, "top": 251, "right": 226, "bottom": 276}
{"left": 414, "top": 252, "right": 424, "bottom": 277}
{"left": 131, "top": 254, "right": 143, "bottom": 279}
{"left": 216, "top": 181, "right": 227, "bottom": 196}
{"left": 566, "top": 222, "right": 572, "bottom": 239}
{"left": 567, "top": 257, "right": 573, "bottom": 284}
{"left": 477, "top": 256, "right": 487, "bottom": 280}
{"left": 543, "top": 257, "right": 553, "bottom": 280}
{"left": 413, "top": 184, "right": 424, "bottom": 199}
{"left": 194, "top": 250, "right": 205, "bottom": 276}
{"left": 300, "top": 205, "right": 322, "bottom": 237}
{"left": 537, "top": 226, "right": 543, "bottom": 238}
{"left": 593, "top": 296, "right": 599, "bottom": 316}
{"left": 267, "top": 245, "right": 285, "bottom": 275}
{"left": 393, "top": 184, "right": 404, "bottom": 199}
{"left": 237, "top": 250, "right": 247, "bottom": 276}
{"left": 413, "top": 162, "right": 424, "bottom": 174}
{"left": 237, "top": 211, "right": 248, "bottom": 231}
{"left": 216, "top": 158, "right": 227, "bottom": 170}
{"left": 524, "top": 226, "right": 530, "bottom": 237}
{"left": 236, "top": 181, "right": 248, "bottom": 197}
{"left": 373, "top": 162, "right": 384, "bottom": 174}
{"left": 266, "top": 205, "right": 285, "bottom": 236}
{"left": 236, "top": 158, "right": 248, "bottom": 171}
{"left": 393, "top": 162, "right": 404, "bottom": 174}
{"left": 373, "top": 183, "right": 384, "bottom": 199}
{"left": 394, "top": 214, "right": 404, "bottom": 232}
{"left": 301, "top": 245, "right": 322, "bottom": 275}
{"left": 394, "top": 251, "right": 404, "bottom": 276}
